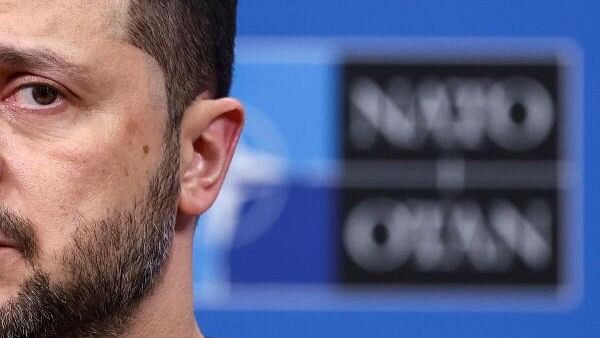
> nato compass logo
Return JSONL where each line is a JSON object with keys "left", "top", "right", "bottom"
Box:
{"left": 193, "top": 103, "right": 289, "bottom": 301}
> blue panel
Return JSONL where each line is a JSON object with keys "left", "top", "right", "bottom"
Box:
{"left": 197, "top": 310, "right": 596, "bottom": 338}
{"left": 228, "top": 183, "right": 337, "bottom": 283}
{"left": 230, "top": 49, "right": 339, "bottom": 169}
{"left": 195, "top": 0, "right": 599, "bottom": 337}
{"left": 237, "top": 0, "right": 595, "bottom": 36}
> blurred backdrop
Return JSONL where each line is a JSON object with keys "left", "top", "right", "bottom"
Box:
{"left": 193, "top": 1, "right": 598, "bottom": 337}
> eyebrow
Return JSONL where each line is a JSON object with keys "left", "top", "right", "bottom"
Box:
{"left": 0, "top": 44, "right": 91, "bottom": 85}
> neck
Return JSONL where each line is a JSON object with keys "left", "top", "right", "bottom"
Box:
{"left": 119, "top": 215, "right": 203, "bottom": 338}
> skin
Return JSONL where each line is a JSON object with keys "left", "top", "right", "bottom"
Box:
{"left": 0, "top": 1, "right": 244, "bottom": 337}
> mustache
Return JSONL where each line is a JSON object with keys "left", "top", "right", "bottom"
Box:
{"left": 0, "top": 208, "right": 37, "bottom": 262}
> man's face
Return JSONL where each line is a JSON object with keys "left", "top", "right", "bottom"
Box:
{"left": 0, "top": 1, "right": 180, "bottom": 337}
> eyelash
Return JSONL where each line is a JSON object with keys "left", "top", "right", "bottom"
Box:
{"left": 2, "top": 76, "right": 69, "bottom": 114}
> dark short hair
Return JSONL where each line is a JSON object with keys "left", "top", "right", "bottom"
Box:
{"left": 127, "top": 0, "right": 237, "bottom": 129}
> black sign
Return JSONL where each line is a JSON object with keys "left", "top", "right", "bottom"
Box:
{"left": 339, "top": 59, "right": 565, "bottom": 286}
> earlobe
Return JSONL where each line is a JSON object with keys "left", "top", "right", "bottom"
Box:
{"left": 178, "top": 96, "right": 244, "bottom": 216}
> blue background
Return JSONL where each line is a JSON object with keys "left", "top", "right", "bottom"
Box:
{"left": 196, "top": 1, "right": 598, "bottom": 337}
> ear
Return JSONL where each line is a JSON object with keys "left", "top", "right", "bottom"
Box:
{"left": 178, "top": 95, "right": 244, "bottom": 217}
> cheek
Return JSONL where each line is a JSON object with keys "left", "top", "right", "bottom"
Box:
{"left": 41, "top": 128, "right": 160, "bottom": 217}
{"left": 0, "top": 118, "right": 164, "bottom": 270}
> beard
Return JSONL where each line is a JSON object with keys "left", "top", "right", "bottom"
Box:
{"left": 0, "top": 134, "right": 181, "bottom": 338}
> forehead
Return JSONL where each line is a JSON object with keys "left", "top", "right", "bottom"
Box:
{"left": 0, "top": 0, "right": 168, "bottom": 128}
{"left": 0, "top": 0, "right": 164, "bottom": 97}
{"left": 0, "top": 0, "right": 130, "bottom": 47}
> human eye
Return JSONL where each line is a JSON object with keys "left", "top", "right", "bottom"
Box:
{"left": 2, "top": 76, "right": 68, "bottom": 114}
